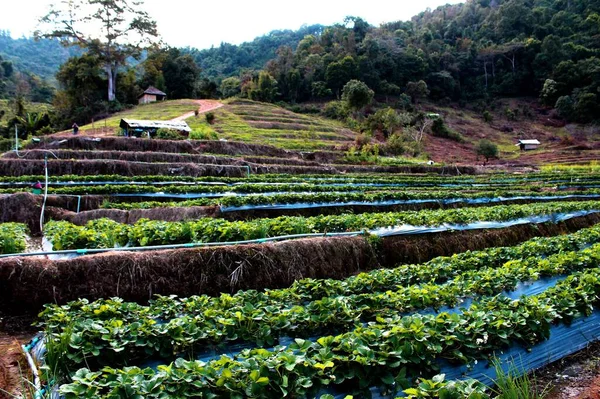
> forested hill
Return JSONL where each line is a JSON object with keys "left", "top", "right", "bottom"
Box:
{"left": 181, "top": 24, "right": 325, "bottom": 81}
{"left": 0, "top": 31, "right": 80, "bottom": 83}
{"left": 235, "top": 0, "right": 599, "bottom": 122}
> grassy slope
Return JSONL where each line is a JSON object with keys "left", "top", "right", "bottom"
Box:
{"left": 193, "top": 99, "right": 356, "bottom": 151}
{"left": 77, "top": 99, "right": 201, "bottom": 133}
{"left": 46, "top": 95, "right": 600, "bottom": 165}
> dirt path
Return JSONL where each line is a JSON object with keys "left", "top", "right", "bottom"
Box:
{"left": 170, "top": 99, "right": 224, "bottom": 121}
{"left": 535, "top": 341, "right": 600, "bottom": 398}
{"left": 0, "top": 333, "right": 33, "bottom": 399}
{"left": 49, "top": 100, "right": 224, "bottom": 137}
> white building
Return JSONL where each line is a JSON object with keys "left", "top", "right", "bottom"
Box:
{"left": 516, "top": 139, "right": 540, "bottom": 151}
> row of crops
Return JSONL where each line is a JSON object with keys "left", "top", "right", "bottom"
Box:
{"left": 2, "top": 171, "right": 600, "bottom": 185}
{"left": 6, "top": 166, "right": 600, "bottom": 397}
{"left": 0, "top": 222, "right": 27, "bottom": 254}
{"left": 35, "top": 224, "right": 600, "bottom": 397}
{"left": 41, "top": 201, "right": 600, "bottom": 250}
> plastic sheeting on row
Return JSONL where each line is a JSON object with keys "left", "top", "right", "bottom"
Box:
{"left": 220, "top": 194, "right": 600, "bottom": 212}
{"left": 111, "top": 190, "right": 360, "bottom": 200}
{"left": 25, "top": 272, "right": 599, "bottom": 399}
{"left": 20, "top": 209, "right": 600, "bottom": 261}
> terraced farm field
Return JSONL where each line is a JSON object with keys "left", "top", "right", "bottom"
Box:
{"left": 3, "top": 129, "right": 600, "bottom": 398}
{"left": 203, "top": 99, "right": 357, "bottom": 150}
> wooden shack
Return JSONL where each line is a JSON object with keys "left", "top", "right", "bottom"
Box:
{"left": 138, "top": 86, "right": 167, "bottom": 104}
{"left": 516, "top": 139, "right": 541, "bottom": 151}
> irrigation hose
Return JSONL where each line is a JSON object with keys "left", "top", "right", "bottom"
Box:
{"left": 39, "top": 155, "right": 49, "bottom": 233}
{"left": 2, "top": 209, "right": 599, "bottom": 259}
{"left": 0, "top": 231, "right": 362, "bottom": 259}
{"left": 21, "top": 343, "right": 42, "bottom": 395}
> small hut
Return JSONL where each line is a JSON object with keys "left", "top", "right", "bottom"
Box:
{"left": 138, "top": 86, "right": 167, "bottom": 104}
{"left": 516, "top": 139, "right": 541, "bottom": 151}
{"left": 120, "top": 119, "right": 191, "bottom": 138}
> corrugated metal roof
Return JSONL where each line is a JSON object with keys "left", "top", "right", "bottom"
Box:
{"left": 120, "top": 119, "right": 191, "bottom": 133}
{"left": 141, "top": 86, "right": 167, "bottom": 96}
{"left": 517, "top": 139, "right": 541, "bottom": 145}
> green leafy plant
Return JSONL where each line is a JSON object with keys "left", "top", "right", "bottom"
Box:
{"left": 0, "top": 222, "right": 28, "bottom": 254}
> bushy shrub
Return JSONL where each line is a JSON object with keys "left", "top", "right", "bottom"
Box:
{"left": 155, "top": 128, "right": 184, "bottom": 140}
{"left": 431, "top": 118, "right": 464, "bottom": 142}
{"left": 189, "top": 125, "right": 218, "bottom": 140}
{"left": 504, "top": 108, "right": 517, "bottom": 121}
{"left": 344, "top": 143, "right": 379, "bottom": 163}
{"left": 205, "top": 112, "right": 215, "bottom": 124}
{"left": 322, "top": 100, "right": 349, "bottom": 120}
{"left": 354, "top": 133, "right": 371, "bottom": 148}
{"left": 483, "top": 110, "right": 493, "bottom": 123}
{"left": 476, "top": 139, "right": 499, "bottom": 162}
{"left": 383, "top": 131, "right": 423, "bottom": 157}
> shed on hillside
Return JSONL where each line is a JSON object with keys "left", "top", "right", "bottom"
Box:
{"left": 120, "top": 119, "right": 191, "bottom": 138}
{"left": 516, "top": 139, "right": 541, "bottom": 151}
{"left": 138, "top": 86, "right": 167, "bottom": 104}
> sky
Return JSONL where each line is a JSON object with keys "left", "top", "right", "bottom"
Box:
{"left": 1, "top": 0, "right": 464, "bottom": 50}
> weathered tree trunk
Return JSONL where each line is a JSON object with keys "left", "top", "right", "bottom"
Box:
{"left": 106, "top": 65, "right": 117, "bottom": 102}
{"left": 483, "top": 61, "right": 488, "bottom": 90}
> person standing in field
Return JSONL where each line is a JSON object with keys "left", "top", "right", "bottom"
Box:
{"left": 72, "top": 123, "right": 79, "bottom": 135}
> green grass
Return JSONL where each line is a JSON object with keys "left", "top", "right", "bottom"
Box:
{"left": 78, "top": 99, "right": 200, "bottom": 132}
{"left": 540, "top": 161, "right": 600, "bottom": 173}
{"left": 492, "top": 359, "right": 550, "bottom": 399}
{"left": 200, "top": 100, "right": 356, "bottom": 150}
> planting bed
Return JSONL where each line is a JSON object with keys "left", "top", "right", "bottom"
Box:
{"left": 5, "top": 131, "right": 600, "bottom": 398}
{"left": 16, "top": 222, "right": 600, "bottom": 398}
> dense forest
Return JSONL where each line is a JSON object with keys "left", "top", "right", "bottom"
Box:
{"left": 183, "top": 25, "right": 325, "bottom": 81}
{"left": 0, "top": 31, "right": 80, "bottom": 83}
{"left": 231, "top": 0, "right": 600, "bottom": 123}
{"left": 0, "top": 0, "right": 599, "bottom": 136}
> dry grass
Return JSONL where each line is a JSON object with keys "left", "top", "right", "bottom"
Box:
{"left": 0, "top": 159, "right": 248, "bottom": 178}
{"left": 3, "top": 212, "right": 600, "bottom": 315}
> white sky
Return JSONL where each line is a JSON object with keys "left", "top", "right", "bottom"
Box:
{"left": 1, "top": 0, "right": 464, "bottom": 49}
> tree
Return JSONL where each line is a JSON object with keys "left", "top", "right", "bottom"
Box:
{"left": 406, "top": 80, "right": 429, "bottom": 104}
{"left": 326, "top": 56, "right": 357, "bottom": 97}
{"left": 540, "top": 79, "right": 560, "bottom": 106}
{"left": 341, "top": 79, "right": 373, "bottom": 110}
{"left": 476, "top": 139, "right": 498, "bottom": 163}
{"left": 555, "top": 95, "right": 575, "bottom": 120}
{"left": 364, "top": 108, "right": 408, "bottom": 138}
{"left": 162, "top": 50, "right": 200, "bottom": 99}
{"left": 220, "top": 77, "right": 241, "bottom": 98}
{"left": 574, "top": 92, "right": 599, "bottom": 122}
{"left": 53, "top": 54, "right": 106, "bottom": 125}
{"left": 38, "top": 0, "right": 159, "bottom": 102}
{"left": 248, "top": 71, "right": 278, "bottom": 102}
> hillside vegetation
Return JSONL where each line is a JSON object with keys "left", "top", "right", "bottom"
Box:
{"left": 198, "top": 99, "right": 356, "bottom": 150}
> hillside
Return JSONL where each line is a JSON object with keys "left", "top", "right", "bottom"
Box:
{"left": 70, "top": 99, "right": 358, "bottom": 151}
{"left": 0, "top": 31, "right": 80, "bottom": 83}
{"left": 424, "top": 98, "right": 600, "bottom": 166}
{"left": 62, "top": 96, "right": 599, "bottom": 166}
{"left": 183, "top": 24, "right": 325, "bottom": 81}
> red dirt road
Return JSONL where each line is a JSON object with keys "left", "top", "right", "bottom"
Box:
{"left": 170, "top": 99, "right": 224, "bottom": 121}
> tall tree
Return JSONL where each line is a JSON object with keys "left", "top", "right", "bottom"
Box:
{"left": 37, "top": 0, "right": 159, "bottom": 102}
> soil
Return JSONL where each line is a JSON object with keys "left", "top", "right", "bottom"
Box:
{"left": 418, "top": 98, "right": 600, "bottom": 167}
{"left": 170, "top": 99, "right": 224, "bottom": 121}
{"left": 534, "top": 341, "right": 600, "bottom": 398}
{"left": 0, "top": 333, "right": 33, "bottom": 399}
{"left": 25, "top": 235, "right": 43, "bottom": 254}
